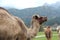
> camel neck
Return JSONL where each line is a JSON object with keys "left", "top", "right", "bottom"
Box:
{"left": 28, "top": 21, "right": 41, "bottom": 38}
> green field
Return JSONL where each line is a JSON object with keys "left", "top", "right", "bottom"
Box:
{"left": 33, "top": 31, "right": 58, "bottom": 40}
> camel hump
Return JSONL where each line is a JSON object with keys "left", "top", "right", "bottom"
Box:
{"left": 0, "top": 7, "right": 5, "bottom": 10}
{"left": 0, "top": 7, "right": 15, "bottom": 23}
{"left": 0, "top": 7, "right": 11, "bottom": 16}
{"left": 0, "top": 7, "right": 8, "bottom": 12}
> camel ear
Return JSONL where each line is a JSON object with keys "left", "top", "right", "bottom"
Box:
{"left": 34, "top": 15, "right": 39, "bottom": 19}
{"left": 32, "top": 14, "right": 40, "bottom": 19}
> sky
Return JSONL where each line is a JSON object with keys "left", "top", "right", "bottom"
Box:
{"left": 0, "top": 0, "right": 60, "bottom": 9}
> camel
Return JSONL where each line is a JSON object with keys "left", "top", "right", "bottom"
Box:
{"left": 56, "top": 26, "right": 60, "bottom": 40}
{"left": 0, "top": 7, "right": 47, "bottom": 40}
{"left": 44, "top": 26, "right": 52, "bottom": 40}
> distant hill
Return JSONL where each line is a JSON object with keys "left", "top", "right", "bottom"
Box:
{"left": 6, "top": 2, "right": 60, "bottom": 26}
{"left": 44, "top": 17, "right": 60, "bottom": 26}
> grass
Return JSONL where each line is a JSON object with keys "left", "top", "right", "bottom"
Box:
{"left": 33, "top": 31, "right": 58, "bottom": 40}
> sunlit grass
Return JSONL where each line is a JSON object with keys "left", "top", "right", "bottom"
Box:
{"left": 33, "top": 31, "right": 58, "bottom": 40}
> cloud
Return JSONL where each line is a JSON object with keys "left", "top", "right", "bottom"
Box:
{"left": 45, "top": 0, "right": 60, "bottom": 4}
{"left": 0, "top": 0, "right": 60, "bottom": 9}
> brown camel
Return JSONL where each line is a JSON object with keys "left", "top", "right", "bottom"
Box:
{"left": 0, "top": 7, "right": 47, "bottom": 40}
{"left": 44, "top": 26, "right": 52, "bottom": 40}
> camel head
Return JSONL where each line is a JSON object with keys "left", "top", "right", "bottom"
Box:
{"left": 32, "top": 14, "right": 47, "bottom": 24}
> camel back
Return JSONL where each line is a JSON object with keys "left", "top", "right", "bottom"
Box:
{"left": 0, "top": 7, "right": 21, "bottom": 39}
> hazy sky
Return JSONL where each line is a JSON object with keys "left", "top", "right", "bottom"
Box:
{"left": 0, "top": 0, "right": 60, "bottom": 9}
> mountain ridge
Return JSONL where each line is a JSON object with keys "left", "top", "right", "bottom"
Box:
{"left": 5, "top": 2, "right": 60, "bottom": 26}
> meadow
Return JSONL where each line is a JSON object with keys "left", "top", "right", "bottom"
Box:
{"left": 33, "top": 31, "right": 58, "bottom": 40}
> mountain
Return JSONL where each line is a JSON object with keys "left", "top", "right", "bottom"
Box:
{"left": 44, "top": 17, "right": 60, "bottom": 26}
{"left": 50, "top": 2, "right": 60, "bottom": 8}
{"left": 5, "top": 2, "right": 60, "bottom": 26}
